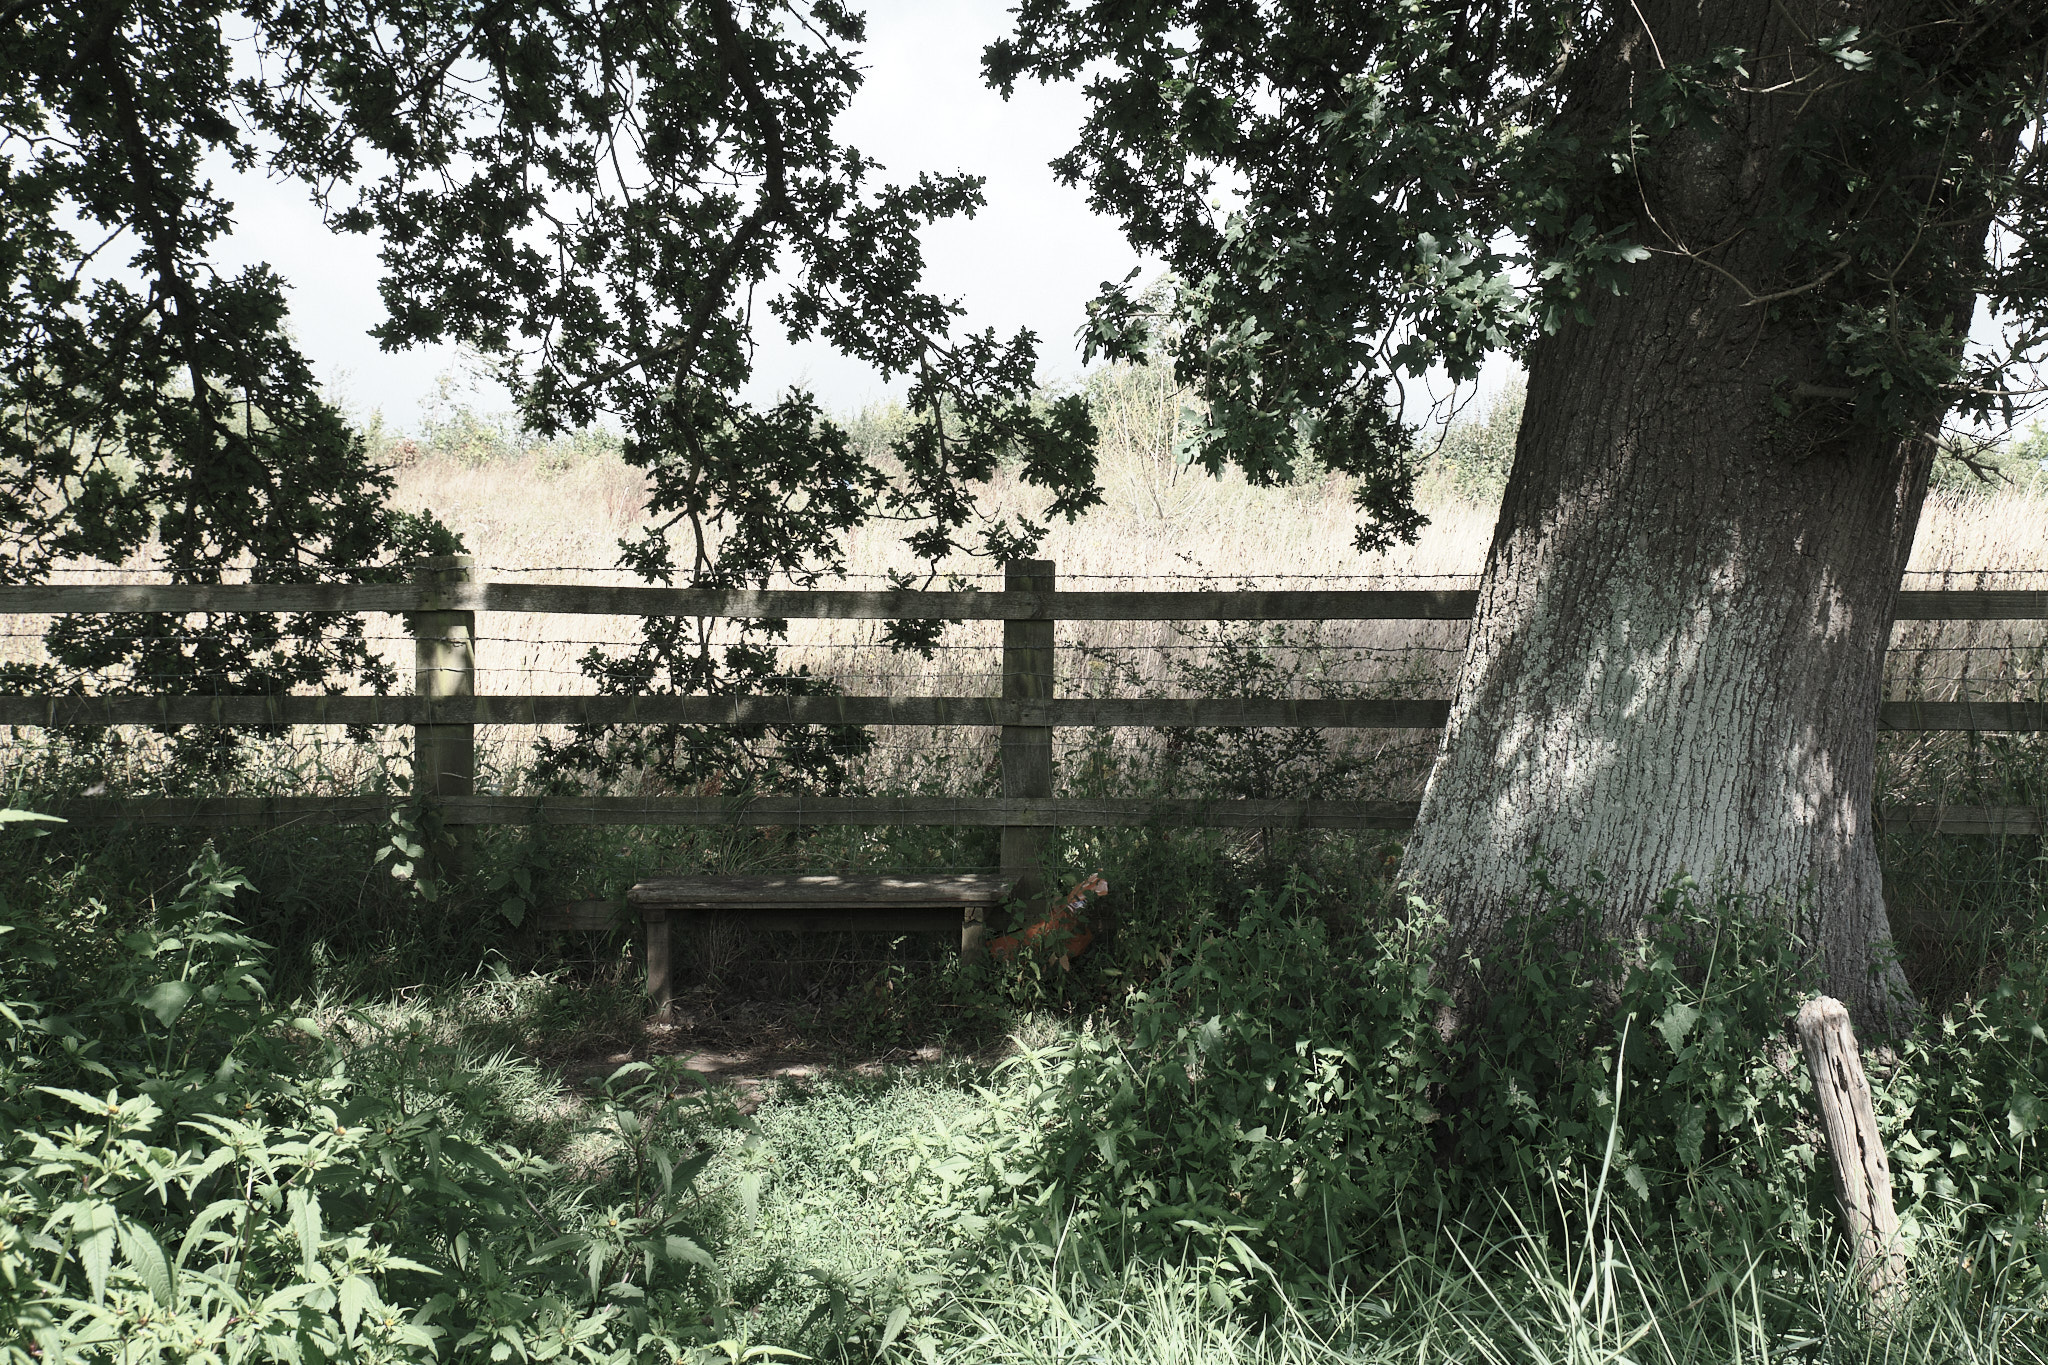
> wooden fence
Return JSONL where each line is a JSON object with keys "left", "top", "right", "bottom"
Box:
{"left": 4, "top": 555, "right": 2045, "bottom": 883}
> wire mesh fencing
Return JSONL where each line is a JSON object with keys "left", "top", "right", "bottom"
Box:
{"left": 0, "top": 563, "right": 2042, "bottom": 825}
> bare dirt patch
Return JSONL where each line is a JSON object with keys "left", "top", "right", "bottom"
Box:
{"left": 551, "top": 990, "right": 960, "bottom": 1111}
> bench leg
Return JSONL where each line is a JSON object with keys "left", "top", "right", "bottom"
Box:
{"left": 961, "top": 906, "right": 990, "bottom": 962}
{"left": 643, "top": 906, "right": 672, "bottom": 1016}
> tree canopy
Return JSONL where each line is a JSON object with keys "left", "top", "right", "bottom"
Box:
{"left": 3, "top": 0, "right": 1101, "bottom": 780}
{"left": 988, "top": 0, "right": 2047, "bottom": 525}
{"left": 18, "top": 0, "right": 2042, "bottom": 649}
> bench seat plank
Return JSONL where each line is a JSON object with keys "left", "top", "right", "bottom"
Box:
{"left": 691, "top": 907, "right": 972, "bottom": 933}
{"left": 628, "top": 873, "right": 1014, "bottom": 910}
{"left": 622, "top": 873, "right": 1016, "bottom": 1013}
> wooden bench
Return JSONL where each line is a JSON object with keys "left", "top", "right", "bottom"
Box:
{"left": 620, "top": 873, "right": 1016, "bottom": 1011}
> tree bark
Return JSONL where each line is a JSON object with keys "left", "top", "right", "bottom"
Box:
{"left": 1403, "top": 265, "right": 1929, "bottom": 1025}
{"left": 1400, "top": 1, "right": 2011, "bottom": 1029}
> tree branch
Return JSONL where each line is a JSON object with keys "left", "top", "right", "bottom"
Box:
{"left": 570, "top": 0, "right": 791, "bottom": 399}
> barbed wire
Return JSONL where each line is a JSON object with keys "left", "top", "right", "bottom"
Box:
{"left": 14, "top": 564, "right": 2048, "bottom": 584}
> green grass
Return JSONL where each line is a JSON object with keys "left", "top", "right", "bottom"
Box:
{"left": 650, "top": 1053, "right": 2048, "bottom": 1364}
{"left": 4, "top": 843, "right": 2044, "bottom": 1363}
{"left": 4, "top": 623, "right": 2046, "bottom": 1363}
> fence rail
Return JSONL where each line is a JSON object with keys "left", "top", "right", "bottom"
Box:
{"left": 4, "top": 557, "right": 2044, "bottom": 848}
{"left": 22, "top": 795, "right": 1426, "bottom": 831}
{"left": 4, "top": 584, "right": 2048, "bottom": 620}
{"left": 4, "top": 696, "right": 2046, "bottom": 732}
{"left": 20, "top": 796, "right": 2042, "bottom": 838}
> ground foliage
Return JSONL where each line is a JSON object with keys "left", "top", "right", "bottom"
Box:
{"left": 1, "top": 787, "right": 2045, "bottom": 1360}
{"left": 837, "top": 875, "right": 2047, "bottom": 1338}
{"left": 0, "top": 843, "right": 785, "bottom": 1364}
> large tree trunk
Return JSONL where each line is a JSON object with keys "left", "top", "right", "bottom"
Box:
{"left": 1399, "top": 1, "right": 2007, "bottom": 1029}
{"left": 1401, "top": 271, "right": 1932, "bottom": 1027}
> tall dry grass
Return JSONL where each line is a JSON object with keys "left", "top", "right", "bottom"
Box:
{"left": 374, "top": 416, "right": 2046, "bottom": 768}
{"left": 374, "top": 418, "right": 1494, "bottom": 790}
{"left": 5, "top": 375, "right": 2045, "bottom": 802}
{"left": 377, "top": 413, "right": 2048, "bottom": 704}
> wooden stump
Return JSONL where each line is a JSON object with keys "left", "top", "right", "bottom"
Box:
{"left": 1795, "top": 995, "right": 1903, "bottom": 1305}
{"left": 643, "top": 906, "right": 672, "bottom": 1018}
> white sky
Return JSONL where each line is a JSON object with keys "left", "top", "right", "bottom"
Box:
{"left": 112, "top": 6, "right": 2044, "bottom": 445}
{"left": 209, "top": 0, "right": 1147, "bottom": 429}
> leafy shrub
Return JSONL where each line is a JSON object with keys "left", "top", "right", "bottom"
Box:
{"left": 1930, "top": 420, "right": 2048, "bottom": 494}
{"left": 1437, "top": 872, "right": 1823, "bottom": 1261}
{"left": 850, "top": 871, "right": 2048, "bottom": 1312}
{"left": 0, "top": 849, "right": 769, "bottom": 1364}
{"left": 842, "top": 875, "right": 1451, "bottom": 1301}
{"left": 1155, "top": 623, "right": 1380, "bottom": 803}
{"left": 1883, "top": 950, "right": 2048, "bottom": 1270}
{"left": 1420, "top": 380, "right": 1523, "bottom": 505}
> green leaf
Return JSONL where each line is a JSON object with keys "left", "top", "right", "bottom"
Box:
{"left": 289, "top": 1189, "right": 323, "bottom": 1277}
{"left": 1654, "top": 1002, "right": 1701, "bottom": 1053}
{"left": 1225, "top": 1233, "right": 1274, "bottom": 1275}
{"left": 339, "top": 1274, "right": 379, "bottom": 1341}
{"left": 71, "top": 1201, "right": 116, "bottom": 1303}
{"left": 2008, "top": 1092, "right": 2040, "bottom": 1139}
{"left": 664, "top": 1235, "right": 716, "bottom": 1269}
{"left": 37, "top": 1086, "right": 121, "bottom": 1117}
{"left": 879, "top": 1304, "right": 912, "bottom": 1352}
{"left": 118, "top": 1222, "right": 175, "bottom": 1306}
{"left": 0, "top": 809, "right": 63, "bottom": 823}
{"left": 177, "top": 1198, "right": 248, "bottom": 1270}
{"left": 140, "top": 980, "right": 195, "bottom": 1027}
{"left": 1675, "top": 1105, "right": 1707, "bottom": 1168}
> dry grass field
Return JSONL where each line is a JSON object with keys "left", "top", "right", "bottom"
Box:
{"left": 395, "top": 437, "right": 2048, "bottom": 691}
{"left": 367, "top": 412, "right": 2048, "bottom": 797}
{"left": 5, "top": 376, "right": 2045, "bottom": 805}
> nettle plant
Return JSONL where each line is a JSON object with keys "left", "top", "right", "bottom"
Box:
{"left": 846, "top": 872, "right": 2048, "bottom": 1307}
{"left": 0, "top": 849, "right": 765, "bottom": 1364}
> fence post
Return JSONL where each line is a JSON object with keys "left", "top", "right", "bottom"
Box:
{"left": 412, "top": 554, "right": 481, "bottom": 880}
{"left": 1796, "top": 996, "right": 1904, "bottom": 1310}
{"left": 978, "top": 558, "right": 1055, "bottom": 958}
